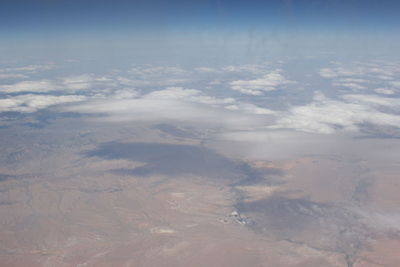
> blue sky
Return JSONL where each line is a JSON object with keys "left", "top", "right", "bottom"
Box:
{"left": 0, "top": 0, "right": 399, "bottom": 64}
{"left": 1, "top": 0, "right": 400, "bottom": 38}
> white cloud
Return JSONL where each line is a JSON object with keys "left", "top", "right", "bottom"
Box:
{"left": 221, "top": 64, "right": 266, "bottom": 74}
{"left": 225, "top": 103, "right": 274, "bottom": 115}
{"left": 319, "top": 62, "right": 399, "bottom": 81}
{"left": 333, "top": 82, "right": 366, "bottom": 90}
{"left": 195, "top": 64, "right": 268, "bottom": 75}
{"left": 116, "top": 76, "right": 186, "bottom": 87}
{"left": 0, "top": 80, "right": 55, "bottom": 93}
{"left": 342, "top": 94, "right": 400, "bottom": 108}
{"left": 390, "top": 81, "right": 400, "bottom": 88}
{"left": 319, "top": 68, "right": 340, "bottom": 78}
{"left": 146, "top": 87, "right": 235, "bottom": 105}
{"left": 230, "top": 70, "right": 293, "bottom": 95}
{"left": 318, "top": 67, "right": 361, "bottom": 78}
{"left": 0, "top": 74, "right": 116, "bottom": 94}
{"left": 194, "top": 67, "right": 219, "bottom": 73}
{"left": 129, "top": 66, "right": 187, "bottom": 76}
{"left": 339, "top": 78, "right": 369, "bottom": 83}
{"left": 272, "top": 92, "right": 400, "bottom": 134}
{"left": 112, "top": 89, "right": 139, "bottom": 99}
{"left": 0, "top": 73, "right": 29, "bottom": 79}
{"left": 374, "top": 88, "right": 395, "bottom": 95}
{"left": 0, "top": 64, "right": 55, "bottom": 74}
{"left": 332, "top": 78, "right": 369, "bottom": 90}
{"left": 63, "top": 87, "right": 273, "bottom": 129}
{"left": 0, "top": 94, "right": 85, "bottom": 113}
{"left": 61, "top": 74, "right": 114, "bottom": 91}
{"left": 319, "top": 62, "right": 400, "bottom": 94}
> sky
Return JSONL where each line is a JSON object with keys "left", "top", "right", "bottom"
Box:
{"left": 0, "top": 0, "right": 399, "bottom": 65}
{"left": 0, "top": 0, "right": 399, "bottom": 132}
{"left": 1, "top": 0, "right": 400, "bottom": 33}
{"left": 1, "top": 0, "right": 400, "bottom": 42}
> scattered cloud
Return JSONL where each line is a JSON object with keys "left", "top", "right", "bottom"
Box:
{"left": 61, "top": 74, "right": 115, "bottom": 92}
{"left": 222, "top": 64, "right": 267, "bottom": 74}
{"left": 0, "top": 64, "right": 55, "bottom": 74}
{"left": 319, "top": 67, "right": 359, "bottom": 78}
{"left": 129, "top": 66, "right": 187, "bottom": 76}
{"left": 318, "top": 62, "right": 398, "bottom": 80}
{"left": 194, "top": 67, "right": 219, "bottom": 73}
{"left": 145, "top": 87, "right": 235, "bottom": 105}
{"left": 225, "top": 103, "right": 274, "bottom": 115}
{"left": 342, "top": 94, "right": 400, "bottom": 108}
{"left": 0, "top": 73, "right": 29, "bottom": 80}
{"left": 0, "top": 75, "right": 116, "bottom": 94}
{"left": 390, "top": 81, "right": 400, "bottom": 88}
{"left": 1, "top": 80, "right": 56, "bottom": 93}
{"left": 230, "top": 70, "right": 293, "bottom": 95}
{"left": 1, "top": 62, "right": 398, "bottom": 137}
{"left": 272, "top": 92, "right": 400, "bottom": 134}
{"left": 116, "top": 76, "right": 186, "bottom": 87}
{"left": 374, "top": 88, "right": 395, "bottom": 95}
{"left": 332, "top": 82, "right": 366, "bottom": 90}
{"left": 319, "top": 62, "right": 400, "bottom": 95}
{"left": 112, "top": 89, "right": 139, "bottom": 99}
{"left": 0, "top": 94, "right": 86, "bottom": 113}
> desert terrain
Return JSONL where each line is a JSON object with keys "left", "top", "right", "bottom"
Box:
{"left": 0, "top": 117, "right": 399, "bottom": 267}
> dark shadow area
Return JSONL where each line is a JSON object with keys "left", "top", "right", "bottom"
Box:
{"left": 356, "top": 124, "right": 400, "bottom": 139}
{"left": 233, "top": 164, "right": 284, "bottom": 186}
{"left": 236, "top": 194, "right": 370, "bottom": 266}
{"left": 0, "top": 174, "right": 17, "bottom": 182}
{"left": 26, "top": 111, "right": 84, "bottom": 128}
{"left": 0, "top": 201, "right": 16, "bottom": 205}
{"left": 154, "top": 124, "right": 198, "bottom": 139}
{"left": 86, "top": 142, "right": 282, "bottom": 183}
{"left": 236, "top": 195, "right": 331, "bottom": 235}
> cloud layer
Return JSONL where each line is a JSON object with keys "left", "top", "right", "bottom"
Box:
{"left": 0, "top": 60, "right": 399, "bottom": 137}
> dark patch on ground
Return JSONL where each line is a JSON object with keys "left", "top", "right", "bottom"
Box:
{"left": 356, "top": 124, "right": 400, "bottom": 139}
{"left": 26, "top": 111, "right": 84, "bottom": 128}
{"left": 236, "top": 194, "right": 370, "bottom": 267}
{"left": 0, "top": 111, "right": 26, "bottom": 119}
{"left": 0, "top": 201, "right": 16, "bottom": 205}
{"left": 351, "top": 176, "right": 374, "bottom": 206}
{"left": 0, "top": 174, "right": 17, "bottom": 182}
{"left": 233, "top": 164, "right": 284, "bottom": 186}
{"left": 154, "top": 124, "right": 198, "bottom": 139}
{"left": 86, "top": 142, "right": 280, "bottom": 184}
{"left": 236, "top": 195, "right": 331, "bottom": 236}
